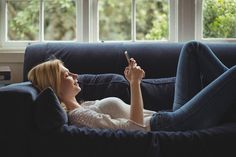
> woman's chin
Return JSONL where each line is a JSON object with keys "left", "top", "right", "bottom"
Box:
{"left": 75, "top": 86, "right": 81, "bottom": 94}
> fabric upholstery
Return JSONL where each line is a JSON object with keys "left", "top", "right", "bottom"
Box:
{"left": 76, "top": 73, "right": 130, "bottom": 103}
{"left": 141, "top": 77, "right": 175, "bottom": 111}
{"left": 33, "top": 87, "right": 68, "bottom": 131}
{"left": 1, "top": 42, "right": 236, "bottom": 157}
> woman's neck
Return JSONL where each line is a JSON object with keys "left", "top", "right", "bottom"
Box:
{"left": 63, "top": 97, "right": 81, "bottom": 111}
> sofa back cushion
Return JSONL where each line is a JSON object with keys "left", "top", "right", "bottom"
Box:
{"left": 23, "top": 42, "right": 183, "bottom": 81}
{"left": 24, "top": 42, "right": 236, "bottom": 82}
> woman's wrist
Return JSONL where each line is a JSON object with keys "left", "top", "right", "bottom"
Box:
{"left": 129, "top": 79, "right": 141, "bottom": 85}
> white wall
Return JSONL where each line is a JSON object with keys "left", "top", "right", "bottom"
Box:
{"left": 0, "top": 49, "right": 25, "bottom": 83}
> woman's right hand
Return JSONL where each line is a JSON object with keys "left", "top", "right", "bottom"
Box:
{"left": 124, "top": 58, "right": 145, "bottom": 84}
{"left": 124, "top": 58, "right": 145, "bottom": 126}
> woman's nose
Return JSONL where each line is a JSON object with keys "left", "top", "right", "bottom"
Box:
{"left": 73, "top": 73, "right": 78, "bottom": 79}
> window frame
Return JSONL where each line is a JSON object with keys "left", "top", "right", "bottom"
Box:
{"left": 1, "top": 0, "right": 84, "bottom": 48}
{"left": 91, "top": 0, "right": 178, "bottom": 42}
{"left": 1, "top": 0, "right": 180, "bottom": 49}
{"left": 2, "top": 0, "right": 236, "bottom": 50}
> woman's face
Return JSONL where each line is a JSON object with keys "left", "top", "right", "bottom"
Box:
{"left": 59, "top": 64, "right": 81, "bottom": 100}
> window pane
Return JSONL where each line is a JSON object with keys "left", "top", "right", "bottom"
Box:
{"left": 203, "top": 0, "right": 236, "bottom": 39}
{"left": 44, "top": 0, "right": 76, "bottom": 41}
{"left": 136, "top": 0, "right": 169, "bottom": 40}
{"left": 99, "top": 0, "right": 131, "bottom": 41}
{"left": 7, "top": 0, "right": 39, "bottom": 41}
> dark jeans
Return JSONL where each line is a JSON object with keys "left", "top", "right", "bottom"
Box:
{"left": 150, "top": 41, "right": 236, "bottom": 131}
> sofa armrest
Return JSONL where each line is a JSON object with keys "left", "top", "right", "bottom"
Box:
{"left": 0, "top": 82, "right": 39, "bottom": 157}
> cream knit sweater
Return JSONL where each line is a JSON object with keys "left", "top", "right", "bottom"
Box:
{"left": 68, "top": 97, "right": 155, "bottom": 131}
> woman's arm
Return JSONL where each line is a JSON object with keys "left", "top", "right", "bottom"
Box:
{"left": 124, "top": 58, "right": 145, "bottom": 126}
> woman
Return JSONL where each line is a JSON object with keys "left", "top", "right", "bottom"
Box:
{"left": 28, "top": 55, "right": 154, "bottom": 131}
{"left": 28, "top": 41, "right": 236, "bottom": 132}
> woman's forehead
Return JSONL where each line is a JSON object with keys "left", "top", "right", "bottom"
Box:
{"left": 60, "top": 64, "right": 69, "bottom": 72}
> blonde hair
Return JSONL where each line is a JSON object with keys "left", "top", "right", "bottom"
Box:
{"left": 28, "top": 59, "right": 63, "bottom": 98}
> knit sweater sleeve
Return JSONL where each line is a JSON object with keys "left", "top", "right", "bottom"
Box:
{"left": 68, "top": 107, "right": 148, "bottom": 131}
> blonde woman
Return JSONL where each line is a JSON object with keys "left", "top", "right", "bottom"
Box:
{"left": 28, "top": 58, "right": 155, "bottom": 131}
{"left": 28, "top": 41, "right": 236, "bottom": 131}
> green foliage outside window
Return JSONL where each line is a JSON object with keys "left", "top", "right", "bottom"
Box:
{"left": 8, "top": 0, "right": 39, "bottom": 40}
{"left": 203, "top": 0, "right": 236, "bottom": 38}
{"left": 136, "top": 0, "right": 168, "bottom": 40}
{"left": 98, "top": 0, "right": 132, "bottom": 41}
{"left": 8, "top": 0, "right": 76, "bottom": 41}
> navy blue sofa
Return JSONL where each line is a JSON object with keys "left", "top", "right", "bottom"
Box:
{"left": 1, "top": 42, "right": 236, "bottom": 157}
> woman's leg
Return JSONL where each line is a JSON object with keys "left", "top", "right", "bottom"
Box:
{"left": 151, "top": 65, "right": 236, "bottom": 131}
{"left": 173, "top": 41, "right": 228, "bottom": 111}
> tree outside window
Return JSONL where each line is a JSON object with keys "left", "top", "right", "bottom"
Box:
{"left": 203, "top": 0, "right": 236, "bottom": 39}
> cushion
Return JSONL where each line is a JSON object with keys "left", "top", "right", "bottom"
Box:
{"left": 76, "top": 74, "right": 130, "bottom": 103}
{"left": 76, "top": 73, "right": 175, "bottom": 112}
{"left": 33, "top": 87, "right": 68, "bottom": 131}
{"left": 141, "top": 77, "right": 175, "bottom": 111}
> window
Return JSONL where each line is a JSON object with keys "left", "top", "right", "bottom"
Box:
{"left": 6, "top": 0, "right": 76, "bottom": 42}
{"left": 7, "top": 0, "right": 40, "bottom": 41}
{"left": 0, "top": 0, "right": 177, "bottom": 48}
{"left": 98, "top": 0, "right": 132, "bottom": 41}
{"left": 136, "top": 0, "right": 169, "bottom": 41}
{"left": 98, "top": 0, "right": 171, "bottom": 41}
{"left": 44, "top": 0, "right": 76, "bottom": 41}
{"left": 196, "top": 0, "right": 236, "bottom": 40}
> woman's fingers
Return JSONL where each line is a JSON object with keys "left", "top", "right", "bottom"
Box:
{"left": 129, "top": 58, "right": 137, "bottom": 67}
{"left": 124, "top": 67, "right": 129, "bottom": 75}
{"left": 125, "top": 58, "right": 145, "bottom": 80}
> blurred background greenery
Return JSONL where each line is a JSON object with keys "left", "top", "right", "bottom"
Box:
{"left": 6, "top": 0, "right": 236, "bottom": 41}
{"left": 203, "top": 0, "right": 236, "bottom": 38}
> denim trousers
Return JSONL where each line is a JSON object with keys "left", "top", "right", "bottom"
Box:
{"left": 150, "top": 41, "right": 236, "bottom": 131}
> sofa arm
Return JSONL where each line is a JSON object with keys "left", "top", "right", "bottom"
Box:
{"left": 0, "top": 82, "right": 39, "bottom": 157}
{"left": 29, "top": 125, "right": 159, "bottom": 157}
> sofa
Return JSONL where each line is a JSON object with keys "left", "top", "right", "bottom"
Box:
{"left": 1, "top": 41, "right": 236, "bottom": 157}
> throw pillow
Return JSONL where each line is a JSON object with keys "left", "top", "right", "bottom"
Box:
{"left": 76, "top": 74, "right": 130, "bottom": 103}
{"left": 33, "top": 87, "right": 68, "bottom": 131}
{"left": 141, "top": 77, "right": 175, "bottom": 111}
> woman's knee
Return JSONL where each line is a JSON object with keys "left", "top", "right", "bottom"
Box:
{"left": 184, "top": 40, "right": 200, "bottom": 48}
{"left": 182, "top": 40, "right": 211, "bottom": 57}
{"left": 180, "top": 41, "right": 200, "bottom": 58}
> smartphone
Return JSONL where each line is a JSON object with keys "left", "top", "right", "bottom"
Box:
{"left": 124, "top": 51, "right": 130, "bottom": 63}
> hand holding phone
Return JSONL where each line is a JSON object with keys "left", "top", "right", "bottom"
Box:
{"left": 124, "top": 51, "right": 130, "bottom": 63}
